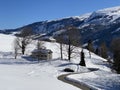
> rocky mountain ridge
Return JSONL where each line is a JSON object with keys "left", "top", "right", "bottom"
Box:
{"left": 1, "top": 6, "right": 120, "bottom": 46}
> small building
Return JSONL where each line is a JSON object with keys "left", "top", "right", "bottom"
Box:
{"left": 31, "top": 48, "right": 53, "bottom": 60}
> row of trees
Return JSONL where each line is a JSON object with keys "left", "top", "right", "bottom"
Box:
{"left": 111, "top": 38, "right": 120, "bottom": 73}
{"left": 86, "top": 40, "right": 108, "bottom": 59}
{"left": 13, "top": 26, "right": 81, "bottom": 61}
{"left": 56, "top": 26, "right": 81, "bottom": 61}
{"left": 13, "top": 26, "right": 120, "bottom": 74}
{"left": 87, "top": 38, "right": 120, "bottom": 74}
{"left": 56, "top": 26, "right": 87, "bottom": 67}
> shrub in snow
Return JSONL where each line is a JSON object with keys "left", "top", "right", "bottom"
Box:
{"left": 63, "top": 68, "right": 74, "bottom": 72}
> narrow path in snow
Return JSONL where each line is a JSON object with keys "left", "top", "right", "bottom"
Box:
{"left": 58, "top": 73, "right": 89, "bottom": 90}
{"left": 58, "top": 68, "right": 99, "bottom": 90}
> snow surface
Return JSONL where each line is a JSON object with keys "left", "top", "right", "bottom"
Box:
{"left": 0, "top": 34, "right": 120, "bottom": 90}
{"left": 71, "top": 13, "right": 91, "bottom": 21}
{"left": 0, "top": 34, "right": 80, "bottom": 90}
{"left": 96, "top": 6, "right": 120, "bottom": 22}
{"left": 97, "top": 6, "right": 120, "bottom": 14}
{"left": 0, "top": 34, "right": 15, "bottom": 52}
{"left": 67, "top": 70, "right": 120, "bottom": 90}
{"left": 0, "top": 60, "right": 81, "bottom": 90}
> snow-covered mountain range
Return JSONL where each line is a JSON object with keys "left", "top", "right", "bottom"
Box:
{"left": 1, "top": 6, "right": 120, "bottom": 46}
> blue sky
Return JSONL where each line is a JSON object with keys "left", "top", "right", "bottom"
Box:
{"left": 0, "top": 0, "right": 120, "bottom": 29}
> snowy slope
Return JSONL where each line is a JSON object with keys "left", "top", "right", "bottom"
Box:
{"left": 85, "top": 6, "right": 120, "bottom": 24}
{"left": 0, "top": 34, "right": 15, "bottom": 52}
{"left": 0, "top": 60, "right": 81, "bottom": 90}
{"left": 67, "top": 70, "right": 120, "bottom": 90}
{"left": 0, "top": 34, "right": 80, "bottom": 90}
{"left": 0, "top": 34, "right": 120, "bottom": 90}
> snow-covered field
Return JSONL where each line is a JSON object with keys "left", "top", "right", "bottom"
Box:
{"left": 0, "top": 34, "right": 120, "bottom": 90}
{"left": 0, "top": 59, "right": 80, "bottom": 90}
{"left": 0, "top": 34, "right": 79, "bottom": 90}
{"left": 0, "top": 34, "right": 15, "bottom": 52}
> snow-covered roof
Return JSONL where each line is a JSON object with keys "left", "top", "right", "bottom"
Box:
{"left": 32, "top": 48, "right": 53, "bottom": 54}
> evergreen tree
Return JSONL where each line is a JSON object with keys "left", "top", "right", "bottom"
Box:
{"left": 95, "top": 47, "right": 100, "bottom": 55}
{"left": 79, "top": 49, "right": 86, "bottom": 66}
{"left": 111, "top": 38, "right": 120, "bottom": 73}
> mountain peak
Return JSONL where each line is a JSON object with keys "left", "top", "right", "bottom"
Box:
{"left": 98, "top": 6, "right": 120, "bottom": 13}
{"left": 93, "top": 6, "right": 120, "bottom": 17}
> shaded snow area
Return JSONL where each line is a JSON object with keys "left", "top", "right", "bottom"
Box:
{"left": 67, "top": 49, "right": 120, "bottom": 90}
{"left": 67, "top": 70, "right": 120, "bottom": 90}
{"left": 0, "top": 34, "right": 120, "bottom": 90}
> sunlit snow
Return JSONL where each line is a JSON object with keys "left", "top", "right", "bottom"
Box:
{"left": 0, "top": 33, "right": 120, "bottom": 90}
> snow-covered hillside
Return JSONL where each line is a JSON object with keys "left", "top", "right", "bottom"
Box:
{"left": 0, "top": 34, "right": 15, "bottom": 52}
{"left": 85, "top": 6, "right": 120, "bottom": 24}
{"left": 0, "top": 34, "right": 80, "bottom": 90}
{"left": 0, "top": 34, "right": 120, "bottom": 90}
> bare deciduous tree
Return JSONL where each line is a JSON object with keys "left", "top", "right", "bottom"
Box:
{"left": 13, "top": 38, "right": 20, "bottom": 59}
{"left": 37, "top": 40, "right": 44, "bottom": 49}
{"left": 56, "top": 33, "right": 65, "bottom": 60}
{"left": 64, "top": 26, "right": 81, "bottom": 61}
{"left": 87, "top": 40, "right": 94, "bottom": 58}
{"left": 15, "top": 27, "right": 33, "bottom": 55}
{"left": 100, "top": 42, "right": 108, "bottom": 59}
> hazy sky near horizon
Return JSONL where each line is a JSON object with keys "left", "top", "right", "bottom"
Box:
{"left": 0, "top": 0, "right": 120, "bottom": 29}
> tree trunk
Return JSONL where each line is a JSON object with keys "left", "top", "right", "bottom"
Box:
{"left": 22, "top": 45, "right": 25, "bottom": 55}
{"left": 89, "top": 51, "right": 91, "bottom": 58}
{"left": 60, "top": 43, "right": 63, "bottom": 60}
{"left": 68, "top": 39, "right": 71, "bottom": 61}
{"left": 15, "top": 53, "right": 17, "bottom": 59}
